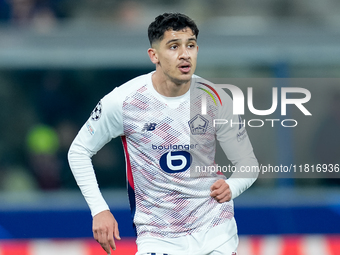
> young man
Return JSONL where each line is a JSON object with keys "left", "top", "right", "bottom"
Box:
{"left": 68, "top": 13, "right": 258, "bottom": 255}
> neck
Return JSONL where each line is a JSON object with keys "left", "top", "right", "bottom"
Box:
{"left": 152, "top": 72, "right": 191, "bottom": 97}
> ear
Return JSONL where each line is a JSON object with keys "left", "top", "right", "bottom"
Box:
{"left": 148, "top": 48, "right": 159, "bottom": 64}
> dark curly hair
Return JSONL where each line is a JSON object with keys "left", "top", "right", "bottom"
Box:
{"left": 148, "top": 13, "right": 199, "bottom": 46}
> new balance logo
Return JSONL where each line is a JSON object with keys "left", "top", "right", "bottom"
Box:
{"left": 142, "top": 123, "right": 157, "bottom": 132}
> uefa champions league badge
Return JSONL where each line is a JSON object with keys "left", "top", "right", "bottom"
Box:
{"left": 91, "top": 100, "right": 102, "bottom": 121}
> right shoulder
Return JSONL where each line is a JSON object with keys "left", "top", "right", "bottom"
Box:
{"left": 84, "top": 73, "right": 152, "bottom": 138}
{"left": 105, "top": 73, "right": 151, "bottom": 102}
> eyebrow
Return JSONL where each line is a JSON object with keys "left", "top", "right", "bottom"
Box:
{"left": 165, "top": 37, "right": 197, "bottom": 45}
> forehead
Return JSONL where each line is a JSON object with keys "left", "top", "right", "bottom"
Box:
{"left": 161, "top": 28, "right": 196, "bottom": 42}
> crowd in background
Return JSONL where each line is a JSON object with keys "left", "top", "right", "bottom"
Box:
{"left": 1, "top": 0, "right": 340, "bottom": 30}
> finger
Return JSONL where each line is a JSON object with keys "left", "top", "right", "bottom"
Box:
{"left": 114, "top": 221, "right": 121, "bottom": 240}
{"left": 218, "top": 194, "right": 231, "bottom": 203}
{"left": 219, "top": 188, "right": 231, "bottom": 202}
{"left": 210, "top": 189, "right": 219, "bottom": 198}
{"left": 210, "top": 188, "right": 224, "bottom": 199}
{"left": 108, "top": 232, "right": 116, "bottom": 252}
{"left": 102, "top": 243, "right": 111, "bottom": 255}
{"left": 212, "top": 179, "right": 227, "bottom": 190}
{"left": 215, "top": 188, "right": 231, "bottom": 203}
{"left": 211, "top": 185, "right": 225, "bottom": 197}
{"left": 98, "top": 231, "right": 111, "bottom": 254}
{"left": 210, "top": 182, "right": 220, "bottom": 191}
{"left": 210, "top": 180, "right": 222, "bottom": 191}
{"left": 93, "top": 231, "right": 98, "bottom": 242}
{"left": 210, "top": 183, "right": 226, "bottom": 197}
{"left": 211, "top": 183, "right": 230, "bottom": 200}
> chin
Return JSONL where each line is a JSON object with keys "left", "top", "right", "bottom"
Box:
{"left": 176, "top": 76, "right": 191, "bottom": 85}
{"left": 179, "top": 72, "right": 193, "bottom": 80}
{"left": 168, "top": 72, "right": 192, "bottom": 85}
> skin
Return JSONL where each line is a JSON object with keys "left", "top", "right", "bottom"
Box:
{"left": 92, "top": 27, "right": 232, "bottom": 255}
{"left": 147, "top": 28, "right": 198, "bottom": 97}
{"left": 93, "top": 210, "right": 120, "bottom": 254}
{"left": 210, "top": 179, "right": 232, "bottom": 203}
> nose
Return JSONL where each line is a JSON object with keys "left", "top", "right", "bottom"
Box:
{"left": 179, "top": 45, "right": 190, "bottom": 60}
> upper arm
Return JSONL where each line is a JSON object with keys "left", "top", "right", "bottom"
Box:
{"left": 215, "top": 89, "right": 256, "bottom": 165}
{"left": 70, "top": 88, "right": 124, "bottom": 157}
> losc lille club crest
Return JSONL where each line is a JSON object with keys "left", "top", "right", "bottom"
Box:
{"left": 188, "top": 114, "right": 209, "bottom": 135}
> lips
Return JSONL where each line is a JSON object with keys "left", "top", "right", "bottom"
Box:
{"left": 178, "top": 62, "right": 191, "bottom": 73}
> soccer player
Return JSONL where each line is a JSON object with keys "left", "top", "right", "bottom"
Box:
{"left": 68, "top": 13, "right": 258, "bottom": 255}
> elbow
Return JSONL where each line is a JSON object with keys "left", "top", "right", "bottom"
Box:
{"left": 67, "top": 142, "right": 75, "bottom": 163}
{"left": 67, "top": 141, "right": 93, "bottom": 164}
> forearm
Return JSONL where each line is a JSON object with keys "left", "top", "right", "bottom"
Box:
{"left": 225, "top": 154, "right": 259, "bottom": 199}
{"left": 68, "top": 140, "right": 109, "bottom": 217}
{"left": 225, "top": 176, "right": 257, "bottom": 200}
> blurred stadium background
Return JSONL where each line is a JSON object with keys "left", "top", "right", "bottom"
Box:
{"left": 1, "top": 0, "right": 340, "bottom": 254}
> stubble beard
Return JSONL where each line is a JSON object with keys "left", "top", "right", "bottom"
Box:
{"left": 165, "top": 70, "right": 192, "bottom": 87}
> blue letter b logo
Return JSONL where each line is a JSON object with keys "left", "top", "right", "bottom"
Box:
{"left": 159, "top": 151, "right": 192, "bottom": 173}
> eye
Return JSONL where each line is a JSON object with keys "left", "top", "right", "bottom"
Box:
{"left": 188, "top": 43, "right": 196, "bottom": 49}
{"left": 170, "top": 44, "right": 178, "bottom": 50}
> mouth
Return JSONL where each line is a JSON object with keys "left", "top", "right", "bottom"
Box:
{"left": 178, "top": 62, "right": 191, "bottom": 73}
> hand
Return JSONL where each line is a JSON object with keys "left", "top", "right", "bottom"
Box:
{"left": 93, "top": 210, "right": 121, "bottom": 255}
{"left": 210, "top": 179, "right": 232, "bottom": 203}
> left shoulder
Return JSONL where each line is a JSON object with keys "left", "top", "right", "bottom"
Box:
{"left": 191, "top": 75, "right": 233, "bottom": 104}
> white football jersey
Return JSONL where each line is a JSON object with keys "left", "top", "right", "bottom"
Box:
{"left": 68, "top": 71, "right": 258, "bottom": 240}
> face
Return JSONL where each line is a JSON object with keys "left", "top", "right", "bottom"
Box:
{"left": 148, "top": 28, "right": 199, "bottom": 85}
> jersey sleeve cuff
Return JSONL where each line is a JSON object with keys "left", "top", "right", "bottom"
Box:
{"left": 91, "top": 204, "right": 110, "bottom": 217}
{"left": 225, "top": 179, "right": 237, "bottom": 200}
